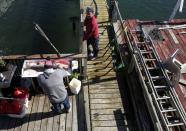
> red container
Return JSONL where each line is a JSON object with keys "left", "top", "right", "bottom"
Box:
{"left": 6, "top": 100, "right": 23, "bottom": 114}
{"left": 0, "top": 100, "right": 8, "bottom": 114}
{"left": 13, "top": 88, "right": 29, "bottom": 99}
{"left": 0, "top": 87, "right": 29, "bottom": 115}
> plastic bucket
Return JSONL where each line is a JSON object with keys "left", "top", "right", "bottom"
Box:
{"left": 69, "top": 78, "right": 81, "bottom": 94}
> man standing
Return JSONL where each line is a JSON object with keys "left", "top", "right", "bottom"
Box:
{"left": 83, "top": 7, "right": 99, "bottom": 59}
{"left": 37, "top": 60, "right": 71, "bottom": 113}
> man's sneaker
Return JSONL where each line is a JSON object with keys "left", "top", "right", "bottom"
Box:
{"left": 88, "top": 53, "right": 94, "bottom": 60}
{"left": 67, "top": 102, "right": 72, "bottom": 113}
{"left": 88, "top": 53, "right": 93, "bottom": 57}
{"left": 51, "top": 106, "right": 62, "bottom": 114}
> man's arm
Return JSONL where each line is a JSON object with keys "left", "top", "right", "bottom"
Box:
{"left": 58, "top": 68, "right": 69, "bottom": 77}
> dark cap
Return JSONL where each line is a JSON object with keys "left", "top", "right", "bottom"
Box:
{"left": 86, "top": 7, "right": 94, "bottom": 13}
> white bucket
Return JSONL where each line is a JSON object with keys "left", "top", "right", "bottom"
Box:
{"left": 69, "top": 78, "right": 81, "bottom": 94}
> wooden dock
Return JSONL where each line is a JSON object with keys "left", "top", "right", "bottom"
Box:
{"left": 0, "top": 92, "right": 88, "bottom": 131}
{"left": 0, "top": 1, "right": 138, "bottom": 131}
{"left": 83, "top": 0, "right": 134, "bottom": 131}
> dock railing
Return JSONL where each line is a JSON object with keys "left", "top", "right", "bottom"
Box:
{"left": 104, "top": 0, "right": 126, "bottom": 70}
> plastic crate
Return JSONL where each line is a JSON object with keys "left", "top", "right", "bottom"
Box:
{"left": 0, "top": 96, "right": 28, "bottom": 118}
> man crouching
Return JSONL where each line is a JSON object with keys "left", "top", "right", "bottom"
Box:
{"left": 37, "top": 60, "right": 71, "bottom": 113}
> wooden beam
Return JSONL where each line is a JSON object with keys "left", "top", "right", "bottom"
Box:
{"left": 83, "top": 80, "right": 91, "bottom": 131}
{"left": 2, "top": 53, "right": 87, "bottom": 60}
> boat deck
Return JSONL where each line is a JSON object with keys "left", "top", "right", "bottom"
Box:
{"left": 114, "top": 19, "right": 186, "bottom": 111}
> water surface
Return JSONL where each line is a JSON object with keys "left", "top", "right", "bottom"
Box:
{"left": 0, "top": 0, "right": 80, "bottom": 55}
{"left": 1, "top": 0, "right": 186, "bottom": 55}
{"left": 118, "top": 0, "right": 186, "bottom": 20}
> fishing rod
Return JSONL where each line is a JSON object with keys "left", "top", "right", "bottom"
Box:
{"left": 34, "top": 23, "right": 61, "bottom": 57}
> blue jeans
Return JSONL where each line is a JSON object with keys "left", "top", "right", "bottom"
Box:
{"left": 51, "top": 96, "right": 70, "bottom": 113}
{"left": 87, "top": 37, "right": 99, "bottom": 57}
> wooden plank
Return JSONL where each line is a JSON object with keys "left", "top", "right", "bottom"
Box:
{"left": 72, "top": 95, "right": 78, "bottom": 131}
{"left": 87, "top": 71, "right": 115, "bottom": 76}
{"left": 92, "top": 120, "right": 126, "bottom": 127}
{"left": 33, "top": 95, "right": 45, "bottom": 131}
{"left": 83, "top": 82, "right": 91, "bottom": 131}
{"left": 87, "top": 67, "right": 113, "bottom": 73}
{"left": 89, "top": 89, "right": 120, "bottom": 94}
{"left": 59, "top": 112, "right": 66, "bottom": 131}
{"left": 91, "top": 114, "right": 125, "bottom": 121}
{"left": 88, "top": 76, "right": 116, "bottom": 82}
{"left": 40, "top": 96, "right": 50, "bottom": 131}
{"left": 89, "top": 93, "right": 122, "bottom": 99}
{"left": 20, "top": 97, "right": 34, "bottom": 131}
{"left": 89, "top": 85, "right": 119, "bottom": 89}
{"left": 87, "top": 64, "right": 113, "bottom": 69}
{"left": 92, "top": 126, "right": 128, "bottom": 131}
{"left": 27, "top": 95, "right": 40, "bottom": 131}
{"left": 89, "top": 83, "right": 118, "bottom": 86}
{"left": 3, "top": 53, "right": 87, "bottom": 60}
{"left": 88, "top": 80, "right": 118, "bottom": 85}
{"left": 98, "top": 41, "right": 109, "bottom": 44}
{"left": 90, "top": 103, "right": 123, "bottom": 109}
{"left": 87, "top": 72, "right": 115, "bottom": 78}
{"left": 87, "top": 56, "right": 111, "bottom": 61}
{"left": 87, "top": 66, "right": 113, "bottom": 71}
{"left": 46, "top": 108, "right": 54, "bottom": 131}
{"left": 87, "top": 60, "right": 112, "bottom": 65}
{"left": 77, "top": 87, "right": 86, "bottom": 131}
{"left": 91, "top": 109, "right": 125, "bottom": 115}
{"left": 65, "top": 96, "right": 72, "bottom": 131}
{"left": 52, "top": 113, "right": 60, "bottom": 131}
{"left": 90, "top": 98, "right": 122, "bottom": 104}
{"left": 87, "top": 68, "right": 114, "bottom": 73}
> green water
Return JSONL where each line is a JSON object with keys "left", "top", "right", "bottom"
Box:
{"left": 0, "top": 0, "right": 80, "bottom": 55}
{"left": 0, "top": 0, "right": 186, "bottom": 55}
{"left": 119, "top": 0, "right": 186, "bottom": 21}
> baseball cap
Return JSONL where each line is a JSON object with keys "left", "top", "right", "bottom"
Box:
{"left": 86, "top": 7, "right": 94, "bottom": 13}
